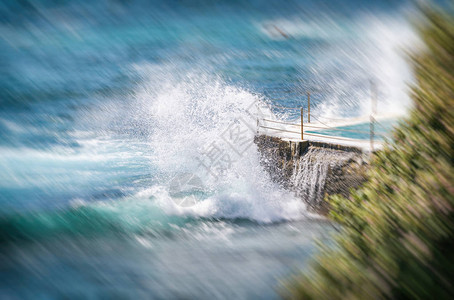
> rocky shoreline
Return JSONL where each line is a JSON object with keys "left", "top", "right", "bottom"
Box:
{"left": 255, "top": 135, "right": 369, "bottom": 214}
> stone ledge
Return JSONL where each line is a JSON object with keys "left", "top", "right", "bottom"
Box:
{"left": 255, "top": 135, "right": 368, "bottom": 214}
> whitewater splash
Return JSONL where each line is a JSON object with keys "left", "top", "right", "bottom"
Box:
{"left": 131, "top": 67, "right": 307, "bottom": 223}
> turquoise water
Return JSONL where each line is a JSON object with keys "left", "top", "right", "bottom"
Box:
{"left": 1, "top": 0, "right": 416, "bottom": 298}
{"left": 307, "top": 119, "right": 397, "bottom": 141}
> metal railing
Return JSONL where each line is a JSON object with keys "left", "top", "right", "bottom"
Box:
{"left": 256, "top": 92, "right": 385, "bottom": 149}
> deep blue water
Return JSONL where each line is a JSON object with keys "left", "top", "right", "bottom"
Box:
{"left": 1, "top": 0, "right": 416, "bottom": 298}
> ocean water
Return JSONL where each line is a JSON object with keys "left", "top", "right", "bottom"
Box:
{"left": 1, "top": 0, "right": 417, "bottom": 298}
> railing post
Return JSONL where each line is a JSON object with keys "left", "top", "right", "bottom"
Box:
{"left": 301, "top": 107, "right": 304, "bottom": 140}
{"left": 307, "top": 91, "right": 311, "bottom": 123}
{"left": 370, "top": 80, "right": 377, "bottom": 153}
{"left": 370, "top": 115, "right": 374, "bottom": 152}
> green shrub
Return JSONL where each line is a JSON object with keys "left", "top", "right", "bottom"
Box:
{"left": 283, "top": 6, "right": 454, "bottom": 300}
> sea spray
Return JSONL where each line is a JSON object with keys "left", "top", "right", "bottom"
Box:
{"left": 125, "top": 69, "right": 309, "bottom": 222}
{"left": 260, "top": 13, "right": 419, "bottom": 120}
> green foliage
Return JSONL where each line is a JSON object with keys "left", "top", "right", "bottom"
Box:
{"left": 283, "top": 6, "right": 454, "bottom": 300}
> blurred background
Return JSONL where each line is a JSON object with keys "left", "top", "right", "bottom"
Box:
{"left": 0, "top": 0, "right": 434, "bottom": 299}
